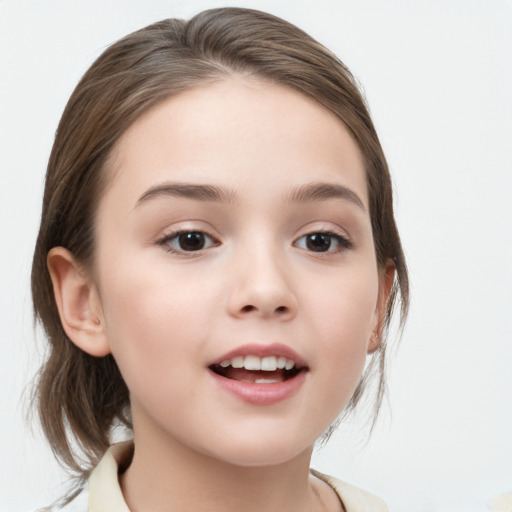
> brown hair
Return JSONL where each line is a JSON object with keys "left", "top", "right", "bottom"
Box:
{"left": 32, "top": 6, "right": 408, "bottom": 486}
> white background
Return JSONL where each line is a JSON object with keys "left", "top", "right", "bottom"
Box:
{"left": 1, "top": 1, "right": 511, "bottom": 511}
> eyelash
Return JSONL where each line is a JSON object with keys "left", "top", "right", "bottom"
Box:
{"left": 294, "top": 231, "right": 353, "bottom": 254}
{"left": 158, "top": 230, "right": 219, "bottom": 254}
{"left": 157, "top": 229, "right": 352, "bottom": 255}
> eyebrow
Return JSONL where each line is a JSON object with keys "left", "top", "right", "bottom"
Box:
{"left": 135, "top": 181, "right": 365, "bottom": 211}
{"left": 136, "top": 182, "right": 238, "bottom": 207}
{"left": 287, "top": 182, "right": 366, "bottom": 211}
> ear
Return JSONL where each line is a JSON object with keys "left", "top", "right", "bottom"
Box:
{"left": 368, "top": 261, "right": 395, "bottom": 354}
{"left": 47, "top": 247, "right": 111, "bottom": 357}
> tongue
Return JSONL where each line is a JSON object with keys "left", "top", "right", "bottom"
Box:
{"left": 224, "top": 368, "right": 286, "bottom": 383}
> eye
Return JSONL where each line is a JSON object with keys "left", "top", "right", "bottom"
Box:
{"left": 294, "top": 232, "right": 352, "bottom": 253}
{"left": 159, "top": 230, "right": 218, "bottom": 253}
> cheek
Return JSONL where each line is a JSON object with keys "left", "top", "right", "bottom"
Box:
{"left": 96, "top": 256, "right": 218, "bottom": 389}
{"left": 307, "top": 262, "right": 379, "bottom": 346}
{"left": 302, "top": 263, "right": 379, "bottom": 411}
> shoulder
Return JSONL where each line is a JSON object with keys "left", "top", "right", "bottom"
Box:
{"left": 488, "top": 491, "right": 512, "bottom": 512}
{"left": 32, "top": 488, "right": 89, "bottom": 512}
{"left": 311, "top": 469, "right": 389, "bottom": 512}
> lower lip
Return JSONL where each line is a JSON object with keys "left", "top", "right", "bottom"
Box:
{"left": 209, "top": 370, "right": 307, "bottom": 406}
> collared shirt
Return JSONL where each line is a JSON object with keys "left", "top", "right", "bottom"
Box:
{"left": 39, "top": 441, "right": 389, "bottom": 512}
{"left": 488, "top": 493, "right": 512, "bottom": 512}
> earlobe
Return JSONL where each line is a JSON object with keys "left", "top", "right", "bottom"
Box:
{"left": 368, "top": 262, "right": 395, "bottom": 354}
{"left": 47, "top": 247, "right": 111, "bottom": 357}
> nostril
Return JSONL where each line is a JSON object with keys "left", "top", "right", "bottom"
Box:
{"left": 237, "top": 304, "right": 291, "bottom": 316}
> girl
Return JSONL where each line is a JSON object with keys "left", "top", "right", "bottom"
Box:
{"left": 31, "top": 7, "right": 408, "bottom": 512}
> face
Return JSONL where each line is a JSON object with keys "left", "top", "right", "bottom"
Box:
{"left": 91, "top": 78, "right": 387, "bottom": 466}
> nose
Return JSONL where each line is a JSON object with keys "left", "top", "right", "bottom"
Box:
{"left": 226, "top": 243, "right": 298, "bottom": 321}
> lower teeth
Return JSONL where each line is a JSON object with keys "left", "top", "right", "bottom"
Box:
{"left": 210, "top": 364, "right": 299, "bottom": 383}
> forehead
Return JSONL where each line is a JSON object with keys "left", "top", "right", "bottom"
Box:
{"left": 105, "top": 78, "right": 367, "bottom": 207}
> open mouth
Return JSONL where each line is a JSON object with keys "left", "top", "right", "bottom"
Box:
{"left": 209, "top": 355, "right": 306, "bottom": 384}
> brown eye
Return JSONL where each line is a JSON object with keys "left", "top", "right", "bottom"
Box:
{"left": 295, "top": 232, "right": 352, "bottom": 253}
{"left": 305, "top": 233, "right": 332, "bottom": 252}
{"left": 161, "top": 231, "right": 217, "bottom": 253}
{"left": 177, "top": 232, "right": 206, "bottom": 251}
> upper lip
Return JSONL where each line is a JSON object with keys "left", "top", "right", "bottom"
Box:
{"left": 208, "top": 343, "right": 308, "bottom": 368}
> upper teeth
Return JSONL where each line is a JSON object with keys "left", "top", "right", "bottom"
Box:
{"left": 219, "top": 355, "right": 295, "bottom": 371}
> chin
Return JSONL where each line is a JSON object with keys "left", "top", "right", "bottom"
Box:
{"left": 197, "top": 431, "right": 314, "bottom": 468}
{"left": 216, "top": 449, "right": 309, "bottom": 468}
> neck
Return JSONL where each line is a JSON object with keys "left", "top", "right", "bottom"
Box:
{"left": 119, "top": 423, "right": 339, "bottom": 512}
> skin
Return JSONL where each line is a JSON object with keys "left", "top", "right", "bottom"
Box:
{"left": 49, "top": 78, "right": 393, "bottom": 512}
